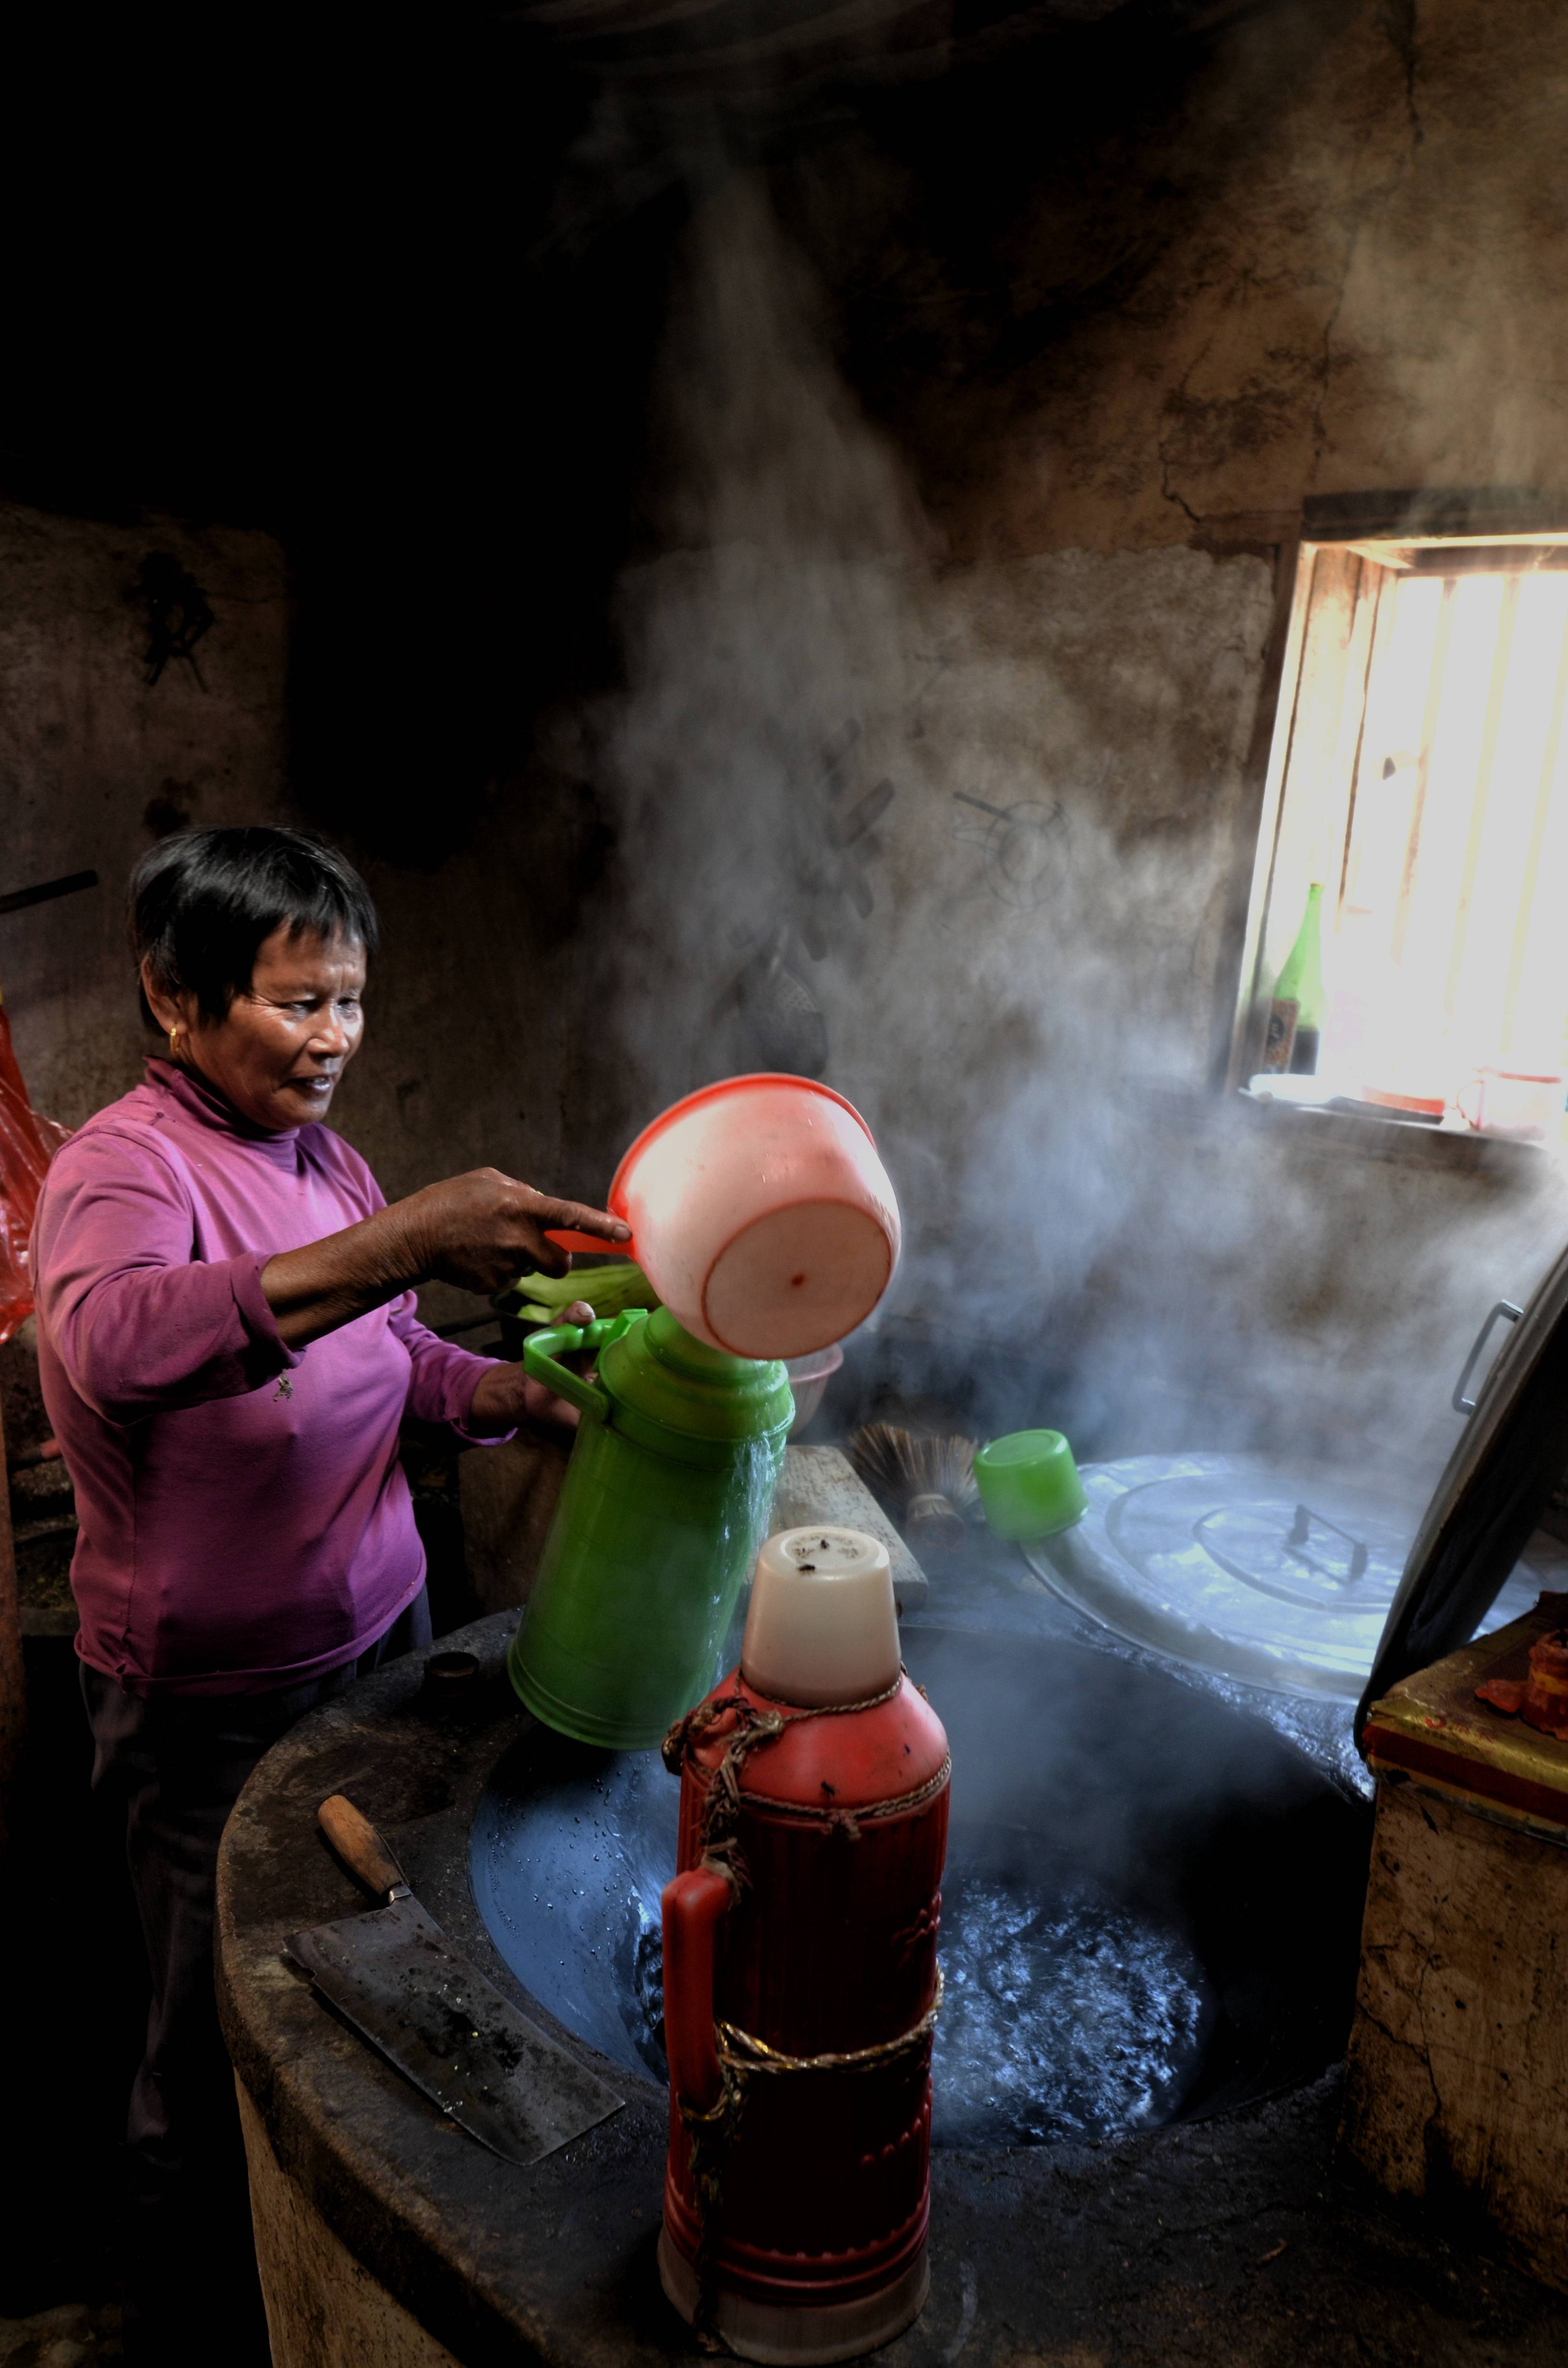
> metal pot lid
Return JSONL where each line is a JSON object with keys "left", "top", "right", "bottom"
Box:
{"left": 1026, "top": 1452, "right": 1545, "bottom": 1705}
{"left": 1356, "top": 1235, "right": 1568, "bottom": 1742}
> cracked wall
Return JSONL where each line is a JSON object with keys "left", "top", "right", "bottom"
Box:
{"left": 6, "top": 0, "right": 1568, "bottom": 1482}
{"left": 783, "top": 0, "right": 1568, "bottom": 553}
{"left": 0, "top": 495, "right": 584, "bottom": 1371}
{"left": 0, "top": 504, "right": 305, "bottom": 1133}
{"left": 559, "top": 0, "right": 1568, "bottom": 1463}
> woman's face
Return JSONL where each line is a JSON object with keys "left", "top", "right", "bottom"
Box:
{"left": 144, "top": 923, "right": 368, "bottom": 1132}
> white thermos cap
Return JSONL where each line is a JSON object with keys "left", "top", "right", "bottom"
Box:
{"left": 741, "top": 1526, "right": 900, "bottom": 1708}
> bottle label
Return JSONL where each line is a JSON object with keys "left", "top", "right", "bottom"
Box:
{"left": 1262, "top": 998, "right": 1299, "bottom": 1073}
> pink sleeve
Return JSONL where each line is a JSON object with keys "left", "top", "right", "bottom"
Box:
{"left": 386, "top": 1297, "right": 514, "bottom": 1444}
{"left": 321, "top": 1142, "right": 513, "bottom": 1447}
{"left": 33, "top": 1132, "right": 298, "bottom": 1423}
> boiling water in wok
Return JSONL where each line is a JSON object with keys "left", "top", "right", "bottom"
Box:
{"left": 472, "top": 1627, "right": 1368, "bottom": 2145}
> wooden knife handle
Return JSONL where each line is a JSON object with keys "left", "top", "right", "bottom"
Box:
{"left": 318, "top": 1793, "right": 411, "bottom": 1901}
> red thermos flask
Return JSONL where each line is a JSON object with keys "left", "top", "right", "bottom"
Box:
{"left": 659, "top": 1528, "right": 950, "bottom": 2364}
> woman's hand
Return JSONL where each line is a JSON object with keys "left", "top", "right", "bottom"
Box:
{"left": 466, "top": 1301, "right": 597, "bottom": 1436}
{"left": 392, "top": 1171, "right": 629, "bottom": 1296}
{"left": 261, "top": 1173, "right": 628, "bottom": 1348}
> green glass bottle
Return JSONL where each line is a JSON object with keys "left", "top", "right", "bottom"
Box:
{"left": 1263, "top": 883, "right": 1326, "bottom": 1075}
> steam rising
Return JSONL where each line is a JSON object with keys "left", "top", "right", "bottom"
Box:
{"left": 573, "top": 174, "right": 1568, "bottom": 1491}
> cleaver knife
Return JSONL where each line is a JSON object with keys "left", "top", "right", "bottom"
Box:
{"left": 285, "top": 1793, "right": 623, "bottom": 2166}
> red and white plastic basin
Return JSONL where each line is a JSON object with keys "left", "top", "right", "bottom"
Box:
{"left": 551, "top": 1074, "right": 900, "bottom": 1360}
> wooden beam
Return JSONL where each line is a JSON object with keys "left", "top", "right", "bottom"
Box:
{"left": 1215, "top": 530, "right": 1309, "bottom": 1088}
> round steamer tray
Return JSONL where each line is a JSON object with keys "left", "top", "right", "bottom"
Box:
{"left": 1025, "top": 1451, "right": 1548, "bottom": 1704}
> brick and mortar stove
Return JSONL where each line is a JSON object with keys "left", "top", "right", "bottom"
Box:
{"left": 216, "top": 1453, "right": 1539, "bottom": 2368}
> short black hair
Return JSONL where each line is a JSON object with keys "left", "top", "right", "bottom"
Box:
{"left": 130, "top": 826, "right": 380, "bottom": 1025}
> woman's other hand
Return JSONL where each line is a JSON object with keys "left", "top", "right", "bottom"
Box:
{"left": 396, "top": 1172, "right": 628, "bottom": 1296}
{"left": 467, "top": 1300, "right": 597, "bottom": 1435}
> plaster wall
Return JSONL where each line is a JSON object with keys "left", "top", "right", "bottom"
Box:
{"left": 0, "top": 495, "right": 587, "bottom": 1365}
{"left": 5, "top": 0, "right": 1567, "bottom": 1487}
{"left": 0, "top": 500, "right": 291, "bottom": 1129}
{"left": 784, "top": 0, "right": 1568, "bottom": 557}
{"left": 566, "top": 0, "right": 1568, "bottom": 1474}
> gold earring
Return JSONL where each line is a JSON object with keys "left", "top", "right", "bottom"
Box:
{"left": 168, "top": 1025, "right": 180, "bottom": 1060}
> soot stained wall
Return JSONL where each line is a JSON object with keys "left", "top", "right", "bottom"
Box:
{"left": 564, "top": 0, "right": 1568, "bottom": 1475}
{"left": 4, "top": 0, "right": 1567, "bottom": 1487}
{"left": 0, "top": 502, "right": 290, "bottom": 1128}
{"left": 783, "top": 0, "right": 1568, "bottom": 556}
{"left": 0, "top": 498, "right": 588, "bottom": 1357}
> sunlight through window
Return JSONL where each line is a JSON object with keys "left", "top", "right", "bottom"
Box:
{"left": 1237, "top": 518, "right": 1568, "bottom": 1140}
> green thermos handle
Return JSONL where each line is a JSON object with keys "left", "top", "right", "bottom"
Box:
{"left": 522, "top": 1310, "right": 644, "bottom": 1422}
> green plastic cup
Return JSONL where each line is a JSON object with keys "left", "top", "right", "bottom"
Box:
{"left": 973, "top": 1429, "right": 1088, "bottom": 1542}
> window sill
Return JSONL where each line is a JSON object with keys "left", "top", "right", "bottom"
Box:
{"left": 1128, "top": 1078, "right": 1560, "bottom": 1180}
{"left": 1234, "top": 1088, "right": 1558, "bottom": 1175}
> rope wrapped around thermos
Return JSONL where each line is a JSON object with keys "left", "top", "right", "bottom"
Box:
{"left": 661, "top": 1677, "right": 950, "bottom": 2333}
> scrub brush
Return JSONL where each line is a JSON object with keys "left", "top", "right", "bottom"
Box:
{"left": 849, "top": 1423, "right": 981, "bottom": 1554}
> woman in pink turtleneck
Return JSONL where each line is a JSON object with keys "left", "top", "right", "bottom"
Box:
{"left": 32, "top": 826, "right": 627, "bottom": 2367}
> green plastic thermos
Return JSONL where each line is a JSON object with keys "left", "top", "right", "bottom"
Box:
{"left": 507, "top": 1306, "right": 794, "bottom": 1749}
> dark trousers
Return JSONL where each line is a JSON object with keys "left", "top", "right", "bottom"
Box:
{"left": 80, "top": 1591, "right": 433, "bottom": 2365}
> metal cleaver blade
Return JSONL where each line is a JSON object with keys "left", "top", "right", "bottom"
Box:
{"left": 286, "top": 1796, "right": 622, "bottom": 2167}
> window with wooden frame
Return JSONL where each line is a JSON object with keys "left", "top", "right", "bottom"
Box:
{"left": 1232, "top": 493, "right": 1568, "bottom": 1137}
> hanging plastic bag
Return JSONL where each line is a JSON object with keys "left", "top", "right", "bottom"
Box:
{"left": 0, "top": 1004, "right": 67, "bottom": 1346}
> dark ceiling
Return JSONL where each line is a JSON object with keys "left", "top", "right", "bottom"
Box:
{"left": 0, "top": 0, "right": 1301, "bottom": 854}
